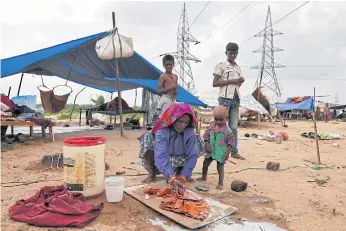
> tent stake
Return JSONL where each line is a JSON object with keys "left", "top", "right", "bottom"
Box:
{"left": 313, "top": 87, "right": 321, "bottom": 164}
{"left": 17, "top": 73, "right": 24, "bottom": 96}
{"left": 112, "top": 12, "right": 124, "bottom": 136}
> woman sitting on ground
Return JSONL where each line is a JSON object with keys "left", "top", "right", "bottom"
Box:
{"left": 138, "top": 103, "right": 204, "bottom": 188}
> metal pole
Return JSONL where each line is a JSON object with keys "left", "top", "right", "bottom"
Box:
{"left": 17, "top": 73, "right": 24, "bottom": 96}
{"left": 112, "top": 12, "right": 124, "bottom": 136}
{"left": 313, "top": 87, "right": 321, "bottom": 164}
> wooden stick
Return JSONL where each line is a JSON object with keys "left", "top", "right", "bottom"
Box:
{"left": 17, "top": 73, "right": 24, "bottom": 96}
{"left": 257, "top": 88, "right": 260, "bottom": 128}
{"left": 313, "top": 87, "right": 321, "bottom": 164}
{"left": 112, "top": 12, "right": 124, "bottom": 136}
{"left": 70, "top": 87, "right": 86, "bottom": 122}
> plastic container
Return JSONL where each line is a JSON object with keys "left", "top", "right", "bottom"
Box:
{"left": 104, "top": 176, "right": 125, "bottom": 203}
{"left": 63, "top": 136, "right": 106, "bottom": 199}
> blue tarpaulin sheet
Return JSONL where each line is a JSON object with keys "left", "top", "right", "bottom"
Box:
{"left": 0, "top": 31, "right": 207, "bottom": 107}
{"left": 275, "top": 96, "right": 314, "bottom": 111}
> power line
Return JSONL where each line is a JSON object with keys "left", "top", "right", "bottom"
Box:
{"left": 163, "top": 1, "right": 211, "bottom": 56}
{"left": 190, "top": 1, "right": 211, "bottom": 28}
{"left": 202, "top": 1, "right": 254, "bottom": 41}
{"left": 204, "top": 1, "right": 310, "bottom": 61}
{"left": 239, "top": 64, "right": 346, "bottom": 68}
{"left": 240, "top": 1, "right": 310, "bottom": 45}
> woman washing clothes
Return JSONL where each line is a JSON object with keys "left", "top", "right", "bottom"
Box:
{"left": 138, "top": 103, "right": 205, "bottom": 190}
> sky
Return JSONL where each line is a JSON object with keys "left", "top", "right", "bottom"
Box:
{"left": 1, "top": 0, "right": 346, "bottom": 106}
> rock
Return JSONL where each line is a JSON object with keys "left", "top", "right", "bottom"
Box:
{"left": 231, "top": 180, "right": 248, "bottom": 192}
{"left": 105, "top": 163, "right": 110, "bottom": 170}
{"left": 116, "top": 171, "right": 125, "bottom": 175}
{"left": 63, "top": 124, "right": 70, "bottom": 127}
{"left": 266, "top": 161, "right": 280, "bottom": 171}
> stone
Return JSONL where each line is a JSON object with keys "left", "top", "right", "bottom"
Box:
{"left": 116, "top": 171, "right": 125, "bottom": 175}
{"left": 231, "top": 180, "right": 248, "bottom": 192}
{"left": 266, "top": 161, "right": 280, "bottom": 171}
{"left": 105, "top": 163, "right": 110, "bottom": 170}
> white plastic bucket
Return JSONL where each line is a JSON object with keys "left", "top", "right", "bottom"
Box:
{"left": 105, "top": 176, "right": 125, "bottom": 203}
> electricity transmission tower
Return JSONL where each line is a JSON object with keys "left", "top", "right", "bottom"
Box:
{"left": 251, "top": 6, "right": 284, "bottom": 97}
{"left": 334, "top": 93, "right": 339, "bottom": 104}
{"left": 163, "top": 3, "right": 201, "bottom": 92}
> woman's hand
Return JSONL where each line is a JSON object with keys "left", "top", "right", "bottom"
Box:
{"left": 169, "top": 175, "right": 186, "bottom": 193}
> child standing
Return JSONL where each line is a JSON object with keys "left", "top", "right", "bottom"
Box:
{"left": 212, "top": 42, "right": 245, "bottom": 160}
{"left": 196, "top": 106, "right": 234, "bottom": 190}
{"left": 156, "top": 55, "right": 178, "bottom": 119}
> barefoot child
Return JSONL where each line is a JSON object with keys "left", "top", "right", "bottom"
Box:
{"left": 196, "top": 105, "right": 234, "bottom": 190}
{"left": 156, "top": 55, "right": 178, "bottom": 119}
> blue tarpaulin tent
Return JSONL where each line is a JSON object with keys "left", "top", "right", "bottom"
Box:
{"left": 275, "top": 96, "right": 314, "bottom": 111}
{"left": 0, "top": 31, "right": 207, "bottom": 107}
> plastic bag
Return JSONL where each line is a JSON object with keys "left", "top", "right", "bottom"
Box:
{"left": 95, "top": 30, "right": 134, "bottom": 60}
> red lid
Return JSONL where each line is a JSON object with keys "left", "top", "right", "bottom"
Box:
{"left": 64, "top": 136, "right": 106, "bottom": 147}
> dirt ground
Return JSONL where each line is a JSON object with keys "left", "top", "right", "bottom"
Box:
{"left": 1, "top": 120, "right": 346, "bottom": 231}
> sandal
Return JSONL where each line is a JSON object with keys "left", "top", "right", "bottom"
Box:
{"left": 231, "top": 153, "right": 246, "bottom": 160}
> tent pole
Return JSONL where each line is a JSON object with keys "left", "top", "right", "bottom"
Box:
{"left": 7, "top": 87, "right": 11, "bottom": 98}
{"left": 70, "top": 87, "right": 86, "bottom": 122}
{"left": 112, "top": 12, "right": 124, "bottom": 136}
{"left": 312, "top": 87, "right": 321, "bottom": 164}
{"left": 110, "top": 93, "right": 113, "bottom": 124}
{"left": 257, "top": 88, "right": 260, "bottom": 128}
{"left": 17, "top": 73, "right": 24, "bottom": 96}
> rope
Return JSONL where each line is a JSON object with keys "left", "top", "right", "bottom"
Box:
{"left": 65, "top": 51, "right": 78, "bottom": 86}
{"left": 191, "top": 164, "right": 335, "bottom": 176}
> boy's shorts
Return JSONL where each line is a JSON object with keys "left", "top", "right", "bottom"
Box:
{"left": 157, "top": 94, "right": 175, "bottom": 117}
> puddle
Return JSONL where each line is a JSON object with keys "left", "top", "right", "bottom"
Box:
{"left": 149, "top": 217, "right": 287, "bottom": 231}
{"left": 5, "top": 125, "right": 104, "bottom": 135}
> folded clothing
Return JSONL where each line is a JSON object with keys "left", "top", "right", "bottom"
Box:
{"left": 8, "top": 185, "right": 103, "bottom": 228}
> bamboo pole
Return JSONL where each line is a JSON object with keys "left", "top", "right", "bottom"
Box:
{"left": 112, "top": 12, "right": 124, "bottom": 136}
{"left": 312, "top": 87, "right": 321, "bottom": 164}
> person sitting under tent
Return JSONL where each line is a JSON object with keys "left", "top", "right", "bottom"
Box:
{"left": 138, "top": 103, "right": 205, "bottom": 184}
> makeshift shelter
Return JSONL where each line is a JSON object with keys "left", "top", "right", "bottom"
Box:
{"left": 0, "top": 31, "right": 207, "bottom": 108}
{"left": 240, "top": 94, "right": 269, "bottom": 116}
{"left": 275, "top": 96, "right": 314, "bottom": 111}
{"left": 252, "top": 88, "right": 271, "bottom": 113}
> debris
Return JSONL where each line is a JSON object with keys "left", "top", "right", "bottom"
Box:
{"left": 116, "top": 171, "right": 125, "bottom": 175}
{"left": 144, "top": 194, "right": 150, "bottom": 200}
{"left": 266, "top": 161, "right": 280, "bottom": 171}
{"left": 245, "top": 133, "right": 250, "bottom": 138}
{"left": 195, "top": 184, "right": 210, "bottom": 192}
{"left": 63, "top": 124, "right": 70, "bottom": 127}
{"left": 130, "top": 162, "right": 135, "bottom": 164}
{"left": 307, "top": 177, "right": 330, "bottom": 186}
{"left": 331, "top": 143, "right": 340, "bottom": 148}
{"left": 251, "top": 198, "right": 272, "bottom": 204}
{"left": 105, "top": 163, "right": 110, "bottom": 170}
{"left": 231, "top": 180, "right": 248, "bottom": 192}
{"left": 235, "top": 217, "right": 243, "bottom": 224}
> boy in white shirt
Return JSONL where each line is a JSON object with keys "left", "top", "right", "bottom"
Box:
{"left": 212, "top": 42, "right": 245, "bottom": 160}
